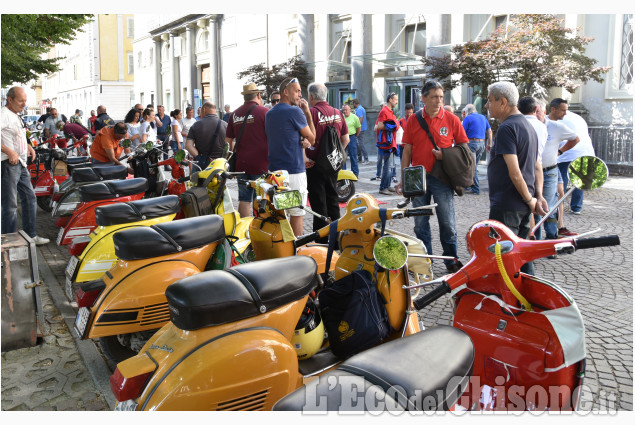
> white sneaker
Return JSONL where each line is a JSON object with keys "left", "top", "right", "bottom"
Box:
{"left": 32, "top": 236, "right": 50, "bottom": 245}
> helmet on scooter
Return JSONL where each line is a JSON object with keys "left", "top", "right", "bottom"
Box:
{"left": 291, "top": 298, "right": 324, "bottom": 360}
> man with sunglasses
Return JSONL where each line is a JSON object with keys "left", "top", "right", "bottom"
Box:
{"left": 270, "top": 91, "right": 281, "bottom": 105}
{"left": 265, "top": 77, "right": 316, "bottom": 236}
{"left": 1, "top": 86, "right": 49, "bottom": 244}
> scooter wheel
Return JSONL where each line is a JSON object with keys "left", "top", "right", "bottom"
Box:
{"left": 37, "top": 195, "right": 53, "bottom": 213}
{"left": 336, "top": 180, "right": 355, "bottom": 204}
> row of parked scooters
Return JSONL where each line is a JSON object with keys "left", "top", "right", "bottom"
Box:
{"left": 49, "top": 139, "right": 619, "bottom": 412}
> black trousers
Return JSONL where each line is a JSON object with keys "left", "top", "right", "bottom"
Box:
{"left": 306, "top": 167, "right": 340, "bottom": 235}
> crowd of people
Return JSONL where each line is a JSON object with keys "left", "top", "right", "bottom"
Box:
{"left": 2, "top": 79, "right": 595, "bottom": 264}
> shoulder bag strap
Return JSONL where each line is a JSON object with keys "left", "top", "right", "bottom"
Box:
{"left": 415, "top": 110, "right": 439, "bottom": 151}
{"left": 232, "top": 103, "right": 259, "bottom": 154}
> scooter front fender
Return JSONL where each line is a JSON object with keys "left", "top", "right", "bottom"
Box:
{"left": 337, "top": 169, "right": 358, "bottom": 181}
{"left": 33, "top": 172, "right": 56, "bottom": 196}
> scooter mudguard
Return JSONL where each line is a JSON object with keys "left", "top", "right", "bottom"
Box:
{"left": 119, "top": 298, "right": 307, "bottom": 411}
{"left": 452, "top": 275, "right": 583, "bottom": 411}
{"left": 57, "top": 194, "right": 145, "bottom": 246}
{"left": 33, "top": 172, "right": 58, "bottom": 196}
{"left": 232, "top": 216, "right": 253, "bottom": 254}
{"left": 67, "top": 213, "right": 178, "bottom": 285}
{"left": 78, "top": 246, "right": 217, "bottom": 340}
{"left": 337, "top": 169, "right": 358, "bottom": 181}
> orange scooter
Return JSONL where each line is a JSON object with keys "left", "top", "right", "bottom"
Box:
{"left": 109, "top": 168, "right": 437, "bottom": 410}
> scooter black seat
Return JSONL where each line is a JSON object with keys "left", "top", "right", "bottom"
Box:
{"left": 67, "top": 161, "right": 114, "bottom": 173}
{"left": 95, "top": 195, "right": 181, "bottom": 226}
{"left": 113, "top": 214, "right": 225, "bottom": 261}
{"left": 273, "top": 326, "right": 474, "bottom": 412}
{"left": 71, "top": 165, "right": 129, "bottom": 183}
{"left": 166, "top": 256, "right": 319, "bottom": 331}
{"left": 66, "top": 156, "right": 90, "bottom": 165}
{"left": 79, "top": 178, "right": 148, "bottom": 202}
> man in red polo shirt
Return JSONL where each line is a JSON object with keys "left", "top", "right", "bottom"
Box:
{"left": 305, "top": 82, "right": 349, "bottom": 234}
{"left": 396, "top": 80, "right": 468, "bottom": 273}
{"left": 225, "top": 83, "right": 270, "bottom": 217}
{"left": 89, "top": 123, "right": 131, "bottom": 169}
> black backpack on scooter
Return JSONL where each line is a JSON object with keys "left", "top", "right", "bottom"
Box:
{"left": 318, "top": 269, "right": 391, "bottom": 358}
{"left": 180, "top": 171, "right": 216, "bottom": 217}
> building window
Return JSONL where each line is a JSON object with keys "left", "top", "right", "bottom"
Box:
{"left": 149, "top": 48, "right": 153, "bottom": 65}
{"left": 197, "top": 30, "right": 209, "bottom": 53}
{"left": 620, "top": 14, "right": 633, "bottom": 89}
{"left": 127, "top": 17, "right": 134, "bottom": 38}
{"left": 405, "top": 23, "right": 426, "bottom": 57}
{"left": 127, "top": 52, "right": 134, "bottom": 75}
{"left": 138, "top": 51, "right": 143, "bottom": 68}
{"left": 495, "top": 15, "right": 508, "bottom": 30}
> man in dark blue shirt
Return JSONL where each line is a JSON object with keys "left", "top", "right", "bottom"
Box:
{"left": 486, "top": 81, "right": 548, "bottom": 274}
{"left": 156, "top": 105, "right": 172, "bottom": 161}
{"left": 265, "top": 77, "right": 316, "bottom": 236}
{"left": 461, "top": 104, "right": 492, "bottom": 194}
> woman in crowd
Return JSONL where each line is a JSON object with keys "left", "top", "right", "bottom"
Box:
{"left": 170, "top": 109, "right": 183, "bottom": 153}
{"left": 124, "top": 108, "right": 142, "bottom": 147}
{"left": 139, "top": 108, "right": 157, "bottom": 145}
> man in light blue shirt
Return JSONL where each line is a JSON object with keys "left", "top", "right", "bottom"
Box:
{"left": 353, "top": 98, "right": 369, "bottom": 163}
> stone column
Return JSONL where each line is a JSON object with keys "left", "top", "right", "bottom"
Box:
{"left": 298, "top": 14, "right": 315, "bottom": 82}
{"left": 154, "top": 37, "right": 162, "bottom": 107}
{"left": 170, "top": 32, "right": 180, "bottom": 110}
{"left": 314, "top": 14, "right": 329, "bottom": 83}
{"left": 351, "top": 14, "right": 372, "bottom": 107}
{"left": 208, "top": 16, "right": 220, "bottom": 106}
{"left": 185, "top": 24, "right": 197, "bottom": 107}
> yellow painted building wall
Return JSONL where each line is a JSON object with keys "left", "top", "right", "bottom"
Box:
{"left": 99, "top": 14, "right": 119, "bottom": 81}
{"left": 123, "top": 14, "right": 134, "bottom": 82}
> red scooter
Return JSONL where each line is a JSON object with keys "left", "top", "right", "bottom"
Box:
{"left": 55, "top": 178, "right": 149, "bottom": 246}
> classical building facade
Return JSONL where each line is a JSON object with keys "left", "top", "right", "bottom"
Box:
{"left": 127, "top": 13, "right": 631, "bottom": 173}
{"left": 40, "top": 14, "right": 135, "bottom": 124}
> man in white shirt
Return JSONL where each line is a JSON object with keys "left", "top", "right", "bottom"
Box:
{"left": 1, "top": 87, "right": 50, "bottom": 245}
{"left": 559, "top": 109, "right": 595, "bottom": 216}
{"left": 519, "top": 96, "right": 554, "bottom": 239}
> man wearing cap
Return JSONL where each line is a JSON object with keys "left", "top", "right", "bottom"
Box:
{"left": 185, "top": 101, "right": 227, "bottom": 170}
{"left": 265, "top": 76, "right": 316, "bottom": 236}
{"left": 89, "top": 122, "right": 131, "bottom": 169}
{"left": 225, "top": 83, "right": 269, "bottom": 217}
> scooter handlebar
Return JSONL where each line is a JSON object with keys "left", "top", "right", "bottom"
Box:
{"left": 294, "top": 231, "right": 320, "bottom": 248}
{"left": 177, "top": 176, "right": 191, "bottom": 184}
{"left": 574, "top": 235, "right": 620, "bottom": 250}
{"left": 413, "top": 281, "right": 451, "bottom": 310}
{"left": 404, "top": 207, "right": 434, "bottom": 217}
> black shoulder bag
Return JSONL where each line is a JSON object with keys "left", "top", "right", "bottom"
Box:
{"left": 227, "top": 104, "right": 258, "bottom": 172}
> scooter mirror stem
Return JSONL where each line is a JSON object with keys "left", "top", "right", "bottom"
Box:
{"left": 408, "top": 254, "right": 457, "bottom": 261}
{"left": 299, "top": 206, "right": 330, "bottom": 224}
{"left": 531, "top": 186, "right": 575, "bottom": 236}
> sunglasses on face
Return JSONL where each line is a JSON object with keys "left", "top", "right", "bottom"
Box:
{"left": 271, "top": 99, "right": 280, "bottom": 104}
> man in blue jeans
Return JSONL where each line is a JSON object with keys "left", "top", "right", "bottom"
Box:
{"left": 461, "top": 104, "right": 492, "bottom": 194}
{"left": 396, "top": 81, "right": 467, "bottom": 273}
{"left": 374, "top": 94, "right": 400, "bottom": 195}
{"left": 353, "top": 98, "right": 369, "bottom": 163}
{"left": 1, "top": 86, "right": 49, "bottom": 245}
{"left": 342, "top": 104, "right": 360, "bottom": 177}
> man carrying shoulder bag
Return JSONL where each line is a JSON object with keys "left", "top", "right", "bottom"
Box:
{"left": 185, "top": 101, "right": 227, "bottom": 170}
{"left": 395, "top": 80, "right": 468, "bottom": 273}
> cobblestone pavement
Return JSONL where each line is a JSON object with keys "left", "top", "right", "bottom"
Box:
{"left": 2, "top": 157, "right": 631, "bottom": 411}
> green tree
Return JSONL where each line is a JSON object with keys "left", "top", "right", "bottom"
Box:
{"left": 236, "top": 55, "right": 310, "bottom": 101}
{"left": 1, "top": 14, "right": 93, "bottom": 87}
{"left": 425, "top": 14, "right": 611, "bottom": 101}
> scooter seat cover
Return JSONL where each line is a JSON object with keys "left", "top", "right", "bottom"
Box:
{"left": 66, "top": 156, "right": 90, "bottom": 165}
{"left": 113, "top": 214, "right": 225, "bottom": 260}
{"left": 79, "top": 178, "right": 148, "bottom": 202}
{"left": 67, "top": 161, "right": 113, "bottom": 173}
{"left": 273, "top": 326, "right": 474, "bottom": 412}
{"left": 95, "top": 195, "right": 180, "bottom": 226}
{"left": 166, "top": 256, "right": 319, "bottom": 330}
{"left": 71, "top": 165, "right": 128, "bottom": 183}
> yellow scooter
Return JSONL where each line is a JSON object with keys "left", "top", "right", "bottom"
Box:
{"left": 110, "top": 169, "right": 436, "bottom": 410}
{"left": 64, "top": 195, "right": 181, "bottom": 300}
{"left": 336, "top": 169, "right": 358, "bottom": 203}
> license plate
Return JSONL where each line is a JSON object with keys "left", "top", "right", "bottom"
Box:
{"left": 56, "top": 227, "right": 64, "bottom": 245}
{"left": 65, "top": 275, "right": 75, "bottom": 301}
{"left": 74, "top": 307, "right": 91, "bottom": 338}
{"left": 66, "top": 256, "right": 79, "bottom": 280}
{"left": 114, "top": 399, "right": 138, "bottom": 411}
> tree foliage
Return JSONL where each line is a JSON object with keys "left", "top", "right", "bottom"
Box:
{"left": 236, "top": 55, "right": 310, "bottom": 101}
{"left": 424, "top": 14, "right": 611, "bottom": 100}
{"left": 1, "top": 14, "right": 93, "bottom": 87}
